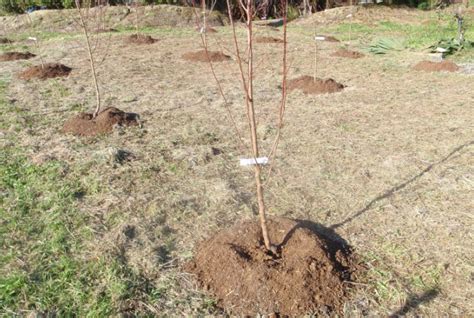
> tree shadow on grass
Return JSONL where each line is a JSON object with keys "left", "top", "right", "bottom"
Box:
{"left": 389, "top": 288, "right": 439, "bottom": 317}
{"left": 331, "top": 140, "right": 473, "bottom": 229}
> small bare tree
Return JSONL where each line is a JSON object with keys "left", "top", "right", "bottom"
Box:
{"left": 74, "top": 0, "right": 102, "bottom": 118}
{"left": 198, "top": 0, "right": 289, "bottom": 253}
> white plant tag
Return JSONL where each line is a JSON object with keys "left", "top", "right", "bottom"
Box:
{"left": 315, "top": 36, "right": 326, "bottom": 41}
{"left": 28, "top": 37, "right": 37, "bottom": 41}
{"left": 240, "top": 157, "right": 269, "bottom": 166}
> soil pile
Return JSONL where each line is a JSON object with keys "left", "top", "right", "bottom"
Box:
{"left": 288, "top": 76, "right": 345, "bottom": 94}
{"left": 186, "top": 217, "right": 359, "bottom": 316}
{"left": 126, "top": 34, "right": 158, "bottom": 44}
{"left": 0, "top": 37, "right": 12, "bottom": 44}
{"left": 256, "top": 36, "right": 284, "bottom": 43}
{"left": 182, "top": 50, "right": 230, "bottom": 62}
{"left": 413, "top": 60, "right": 459, "bottom": 72}
{"left": 63, "top": 107, "right": 139, "bottom": 136}
{"left": 0, "top": 52, "right": 35, "bottom": 62}
{"left": 332, "top": 48, "right": 364, "bottom": 59}
{"left": 17, "top": 63, "right": 72, "bottom": 80}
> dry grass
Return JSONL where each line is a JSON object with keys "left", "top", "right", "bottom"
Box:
{"left": 1, "top": 7, "right": 473, "bottom": 316}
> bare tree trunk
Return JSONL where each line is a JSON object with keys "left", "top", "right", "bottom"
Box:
{"left": 245, "top": 0, "right": 272, "bottom": 251}
{"left": 75, "top": 0, "right": 102, "bottom": 118}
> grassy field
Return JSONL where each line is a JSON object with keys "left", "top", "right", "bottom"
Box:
{"left": 1, "top": 5, "right": 473, "bottom": 316}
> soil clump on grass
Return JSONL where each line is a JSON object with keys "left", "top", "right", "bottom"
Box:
{"left": 256, "top": 36, "right": 284, "bottom": 43}
{"left": 332, "top": 48, "right": 364, "bottom": 59}
{"left": 63, "top": 107, "right": 139, "bottom": 136}
{"left": 0, "top": 52, "right": 35, "bottom": 62}
{"left": 18, "top": 63, "right": 72, "bottom": 80}
{"left": 186, "top": 217, "right": 359, "bottom": 316}
{"left": 288, "top": 76, "right": 345, "bottom": 94}
{"left": 126, "top": 34, "right": 158, "bottom": 44}
{"left": 413, "top": 60, "right": 459, "bottom": 72}
{"left": 0, "top": 37, "right": 13, "bottom": 44}
{"left": 182, "top": 50, "right": 230, "bottom": 62}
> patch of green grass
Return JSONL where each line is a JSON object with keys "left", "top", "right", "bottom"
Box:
{"left": 0, "top": 146, "right": 164, "bottom": 315}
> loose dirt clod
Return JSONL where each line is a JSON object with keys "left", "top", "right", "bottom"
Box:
{"left": 186, "top": 217, "right": 359, "bottom": 316}
{"left": 63, "top": 107, "right": 139, "bottom": 136}
{"left": 288, "top": 75, "right": 345, "bottom": 94}
{"left": 0, "top": 37, "right": 13, "bottom": 44}
{"left": 0, "top": 52, "right": 36, "bottom": 62}
{"left": 413, "top": 60, "right": 459, "bottom": 72}
{"left": 17, "top": 63, "right": 72, "bottom": 80}
{"left": 182, "top": 50, "right": 230, "bottom": 62}
{"left": 126, "top": 34, "right": 158, "bottom": 45}
{"left": 256, "top": 36, "right": 284, "bottom": 43}
{"left": 331, "top": 48, "right": 364, "bottom": 59}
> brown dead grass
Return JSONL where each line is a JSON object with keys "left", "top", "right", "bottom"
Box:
{"left": 1, "top": 12, "right": 473, "bottom": 317}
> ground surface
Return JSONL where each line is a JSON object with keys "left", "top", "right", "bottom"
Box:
{"left": 1, "top": 5, "right": 473, "bottom": 317}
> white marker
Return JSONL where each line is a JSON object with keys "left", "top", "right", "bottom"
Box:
{"left": 28, "top": 37, "right": 37, "bottom": 41}
{"left": 240, "top": 157, "right": 269, "bottom": 166}
{"left": 315, "top": 36, "right": 326, "bottom": 41}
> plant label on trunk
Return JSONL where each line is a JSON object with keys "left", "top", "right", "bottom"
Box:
{"left": 240, "top": 157, "right": 269, "bottom": 166}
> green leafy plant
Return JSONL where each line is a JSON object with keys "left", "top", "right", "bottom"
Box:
{"left": 368, "top": 38, "right": 405, "bottom": 54}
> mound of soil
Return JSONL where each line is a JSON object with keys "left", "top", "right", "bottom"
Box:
{"left": 17, "top": 63, "right": 72, "bottom": 80}
{"left": 316, "top": 35, "right": 340, "bottom": 42}
{"left": 0, "top": 37, "right": 13, "bottom": 44}
{"left": 186, "top": 217, "right": 359, "bottom": 316}
{"left": 95, "top": 28, "right": 118, "bottom": 33}
{"left": 63, "top": 107, "right": 139, "bottom": 136}
{"left": 413, "top": 60, "right": 459, "bottom": 73}
{"left": 331, "top": 48, "right": 364, "bottom": 59}
{"left": 182, "top": 50, "right": 230, "bottom": 62}
{"left": 256, "top": 36, "right": 284, "bottom": 44}
{"left": 288, "top": 76, "right": 345, "bottom": 95}
{"left": 126, "top": 34, "right": 158, "bottom": 44}
{"left": 0, "top": 52, "right": 36, "bottom": 62}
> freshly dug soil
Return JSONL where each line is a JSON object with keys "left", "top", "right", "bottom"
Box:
{"left": 95, "top": 28, "right": 118, "bottom": 33}
{"left": 0, "top": 52, "right": 36, "bottom": 62}
{"left": 316, "top": 35, "right": 340, "bottom": 42}
{"left": 256, "top": 36, "right": 284, "bottom": 43}
{"left": 413, "top": 60, "right": 459, "bottom": 72}
{"left": 0, "top": 37, "right": 13, "bottom": 44}
{"left": 17, "top": 63, "right": 72, "bottom": 80}
{"left": 288, "top": 75, "right": 345, "bottom": 94}
{"left": 63, "top": 107, "right": 139, "bottom": 136}
{"left": 126, "top": 34, "right": 158, "bottom": 44}
{"left": 182, "top": 50, "right": 230, "bottom": 62}
{"left": 186, "top": 217, "right": 359, "bottom": 316}
{"left": 331, "top": 48, "right": 364, "bottom": 59}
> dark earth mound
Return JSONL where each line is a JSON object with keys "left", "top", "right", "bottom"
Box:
{"left": 256, "top": 36, "right": 284, "bottom": 43}
{"left": 186, "top": 217, "right": 360, "bottom": 316}
{"left": 413, "top": 60, "right": 459, "bottom": 72}
{"left": 182, "top": 50, "right": 230, "bottom": 62}
{"left": 0, "top": 52, "right": 36, "bottom": 62}
{"left": 331, "top": 48, "right": 364, "bottom": 59}
{"left": 126, "top": 34, "right": 158, "bottom": 44}
{"left": 17, "top": 63, "right": 72, "bottom": 80}
{"left": 288, "top": 76, "right": 345, "bottom": 94}
{"left": 0, "top": 37, "right": 13, "bottom": 44}
{"left": 63, "top": 107, "right": 139, "bottom": 136}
